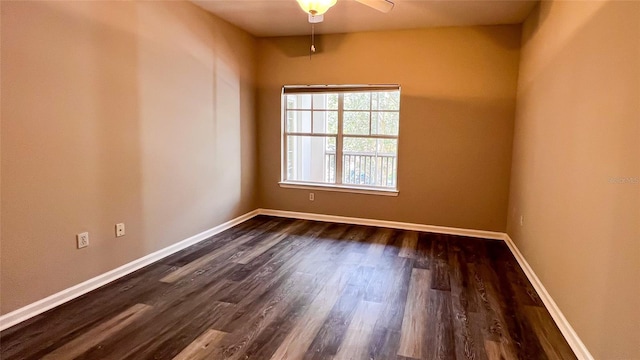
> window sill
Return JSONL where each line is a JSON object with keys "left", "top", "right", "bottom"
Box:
{"left": 278, "top": 182, "right": 399, "bottom": 197}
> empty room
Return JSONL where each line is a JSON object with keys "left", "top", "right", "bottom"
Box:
{"left": 0, "top": 0, "right": 638, "bottom": 359}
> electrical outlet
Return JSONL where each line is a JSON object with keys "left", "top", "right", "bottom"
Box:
{"left": 309, "top": 192, "right": 315, "bottom": 201}
{"left": 115, "top": 223, "right": 125, "bottom": 237}
{"left": 520, "top": 215, "right": 524, "bottom": 226}
{"left": 77, "top": 232, "right": 89, "bottom": 249}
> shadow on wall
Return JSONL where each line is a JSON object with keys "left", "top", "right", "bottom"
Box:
{"left": 265, "top": 35, "right": 348, "bottom": 58}
{"left": 396, "top": 94, "right": 515, "bottom": 229}
{"left": 1, "top": 1, "right": 255, "bottom": 314}
{"left": 265, "top": 24, "right": 520, "bottom": 59}
{"left": 135, "top": 3, "right": 248, "bottom": 252}
{"left": 508, "top": 1, "right": 639, "bottom": 358}
{"left": 256, "top": 24, "right": 521, "bottom": 232}
{"left": 0, "top": 1, "right": 146, "bottom": 312}
{"left": 257, "top": 89, "right": 515, "bottom": 232}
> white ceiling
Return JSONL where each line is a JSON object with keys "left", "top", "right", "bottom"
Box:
{"left": 191, "top": 0, "right": 539, "bottom": 37}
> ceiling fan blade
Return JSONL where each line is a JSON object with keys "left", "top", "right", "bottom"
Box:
{"left": 354, "top": 0, "right": 394, "bottom": 13}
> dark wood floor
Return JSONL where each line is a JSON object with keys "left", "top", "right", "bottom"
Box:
{"left": 1, "top": 216, "right": 576, "bottom": 360}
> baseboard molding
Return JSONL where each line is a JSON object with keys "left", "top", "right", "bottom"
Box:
{"left": 0, "top": 209, "right": 261, "bottom": 331}
{"left": 257, "top": 209, "right": 505, "bottom": 240}
{"left": 0, "top": 207, "right": 593, "bottom": 360}
{"left": 259, "top": 209, "right": 592, "bottom": 359}
{"left": 502, "top": 235, "right": 594, "bottom": 360}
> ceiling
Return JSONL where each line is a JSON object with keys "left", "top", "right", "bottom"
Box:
{"left": 191, "top": 0, "right": 539, "bottom": 37}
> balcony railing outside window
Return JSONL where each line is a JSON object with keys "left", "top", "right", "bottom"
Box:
{"left": 325, "top": 152, "right": 396, "bottom": 188}
{"left": 282, "top": 85, "right": 400, "bottom": 192}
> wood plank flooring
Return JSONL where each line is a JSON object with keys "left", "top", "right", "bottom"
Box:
{"left": 0, "top": 216, "right": 577, "bottom": 360}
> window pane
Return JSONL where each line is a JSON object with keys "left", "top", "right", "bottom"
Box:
{"left": 286, "top": 111, "right": 311, "bottom": 133}
{"left": 283, "top": 87, "right": 400, "bottom": 190}
{"left": 342, "top": 138, "right": 398, "bottom": 156}
{"left": 343, "top": 111, "right": 370, "bottom": 135}
{"left": 313, "top": 111, "right": 338, "bottom": 134}
{"left": 286, "top": 94, "right": 312, "bottom": 109}
{"left": 372, "top": 111, "right": 399, "bottom": 135}
{"left": 313, "top": 93, "right": 338, "bottom": 110}
{"left": 286, "top": 135, "right": 336, "bottom": 184}
{"left": 344, "top": 92, "right": 371, "bottom": 110}
{"left": 372, "top": 91, "right": 400, "bottom": 111}
{"left": 343, "top": 137, "right": 376, "bottom": 153}
{"left": 378, "top": 138, "right": 398, "bottom": 155}
{"left": 326, "top": 136, "right": 336, "bottom": 152}
{"left": 342, "top": 137, "right": 397, "bottom": 188}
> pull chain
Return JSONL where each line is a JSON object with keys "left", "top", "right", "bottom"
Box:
{"left": 310, "top": 23, "right": 316, "bottom": 59}
{"left": 309, "top": 24, "right": 316, "bottom": 60}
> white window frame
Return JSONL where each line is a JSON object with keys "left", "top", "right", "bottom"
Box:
{"left": 279, "top": 84, "right": 401, "bottom": 196}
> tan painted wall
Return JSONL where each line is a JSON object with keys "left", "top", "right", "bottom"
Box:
{"left": 507, "top": 1, "right": 640, "bottom": 358}
{"left": 0, "top": 1, "right": 257, "bottom": 314}
{"left": 257, "top": 26, "right": 521, "bottom": 232}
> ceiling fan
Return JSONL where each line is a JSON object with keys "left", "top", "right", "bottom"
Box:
{"left": 297, "top": 0, "right": 394, "bottom": 55}
{"left": 297, "top": 0, "right": 395, "bottom": 24}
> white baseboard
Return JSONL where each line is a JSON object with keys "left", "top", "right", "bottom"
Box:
{"left": 258, "top": 209, "right": 592, "bottom": 359}
{"left": 257, "top": 208, "right": 505, "bottom": 240}
{"left": 502, "top": 235, "right": 594, "bottom": 360}
{"left": 0, "top": 209, "right": 260, "bottom": 331}
{"left": 0, "top": 207, "right": 593, "bottom": 360}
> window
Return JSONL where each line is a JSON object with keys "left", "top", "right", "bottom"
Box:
{"left": 281, "top": 85, "right": 400, "bottom": 195}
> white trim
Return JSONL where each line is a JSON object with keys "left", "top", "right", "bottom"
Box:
{"left": 502, "top": 234, "right": 594, "bottom": 360}
{"left": 0, "top": 209, "right": 260, "bottom": 331}
{"left": 257, "top": 209, "right": 593, "bottom": 360}
{"left": 278, "top": 182, "right": 399, "bottom": 197}
{"left": 283, "top": 84, "right": 400, "bottom": 94}
{"left": 257, "top": 209, "right": 503, "bottom": 240}
{"left": 0, "top": 207, "right": 594, "bottom": 360}
{"left": 282, "top": 88, "right": 401, "bottom": 192}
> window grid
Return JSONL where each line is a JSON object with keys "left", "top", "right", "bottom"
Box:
{"left": 282, "top": 87, "right": 400, "bottom": 190}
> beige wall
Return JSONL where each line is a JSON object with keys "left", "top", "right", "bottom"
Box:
{"left": 6, "top": 3, "right": 637, "bottom": 357}
{"left": 257, "top": 26, "right": 521, "bottom": 232}
{"left": 507, "top": 1, "right": 640, "bottom": 359}
{"left": 0, "top": 1, "right": 257, "bottom": 314}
